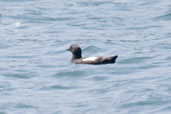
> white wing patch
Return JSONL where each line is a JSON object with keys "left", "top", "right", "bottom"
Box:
{"left": 82, "top": 57, "right": 98, "bottom": 61}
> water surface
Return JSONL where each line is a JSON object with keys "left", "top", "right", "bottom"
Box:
{"left": 0, "top": 0, "right": 171, "bottom": 114}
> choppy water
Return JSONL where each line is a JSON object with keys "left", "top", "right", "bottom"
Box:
{"left": 0, "top": 0, "right": 171, "bottom": 114}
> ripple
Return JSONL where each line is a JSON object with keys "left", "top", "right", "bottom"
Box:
{"left": 83, "top": 46, "right": 102, "bottom": 55}
{"left": 119, "top": 99, "right": 170, "bottom": 109}
{"left": 157, "top": 42, "right": 171, "bottom": 49}
{"left": 155, "top": 12, "right": 171, "bottom": 20}
{"left": 0, "top": 85, "right": 15, "bottom": 92}
{"left": 138, "top": 64, "right": 159, "bottom": 70}
{"left": 127, "top": 25, "right": 162, "bottom": 30}
{"left": 110, "top": 66, "right": 139, "bottom": 75}
{"left": 160, "top": 105, "right": 171, "bottom": 112}
{"left": 40, "top": 84, "right": 74, "bottom": 91}
{"left": 0, "top": 43, "right": 11, "bottom": 49}
{"left": 119, "top": 56, "right": 154, "bottom": 64}
{"left": 50, "top": 85, "right": 73, "bottom": 90}
{"left": 0, "top": 0, "right": 34, "bottom": 2}
{"left": 3, "top": 72, "right": 35, "bottom": 79}
{"left": 7, "top": 15, "right": 74, "bottom": 23}
{"left": 54, "top": 70, "right": 86, "bottom": 78}
{"left": 89, "top": 75, "right": 109, "bottom": 81}
{"left": 78, "top": 1, "right": 114, "bottom": 7}
{"left": 0, "top": 67, "right": 7, "bottom": 71}
{"left": 0, "top": 112, "right": 6, "bottom": 114}
{"left": 166, "top": 56, "right": 171, "bottom": 61}
{"left": 15, "top": 103, "right": 36, "bottom": 109}
{"left": 0, "top": 14, "right": 2, "bottom": 23}
{"left": 5, "top": 55, "right": 35, "bottom": 59}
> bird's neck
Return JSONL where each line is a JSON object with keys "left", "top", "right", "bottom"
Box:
{"left": 72, "top": 54, "right": 82, "bottom": 61}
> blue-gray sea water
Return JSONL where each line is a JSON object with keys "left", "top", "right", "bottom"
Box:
{"left": 0, "top": 0, "right": 171, "bottom": 114}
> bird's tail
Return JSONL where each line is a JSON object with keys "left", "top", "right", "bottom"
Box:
{"left": 111, "top": 55, "right": 118, "bottom": 63}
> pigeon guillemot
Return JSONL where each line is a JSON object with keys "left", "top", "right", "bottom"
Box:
{"left": 66, "top": 44, "right": 118, "bottom": 65}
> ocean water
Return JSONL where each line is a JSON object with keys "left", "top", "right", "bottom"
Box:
{"left": 0, "top": 0, "right": 171, "bottom": 114}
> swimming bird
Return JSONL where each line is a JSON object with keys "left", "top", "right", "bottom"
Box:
{"left": 66, "top": 44, "right": 118, "bottom": 65}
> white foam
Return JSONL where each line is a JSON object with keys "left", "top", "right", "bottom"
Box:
{"left": 82, "top": 57, "right": 98, "bottom": 61}
{"left": 14, "top": 22, "right": 21, "bottom": 27}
